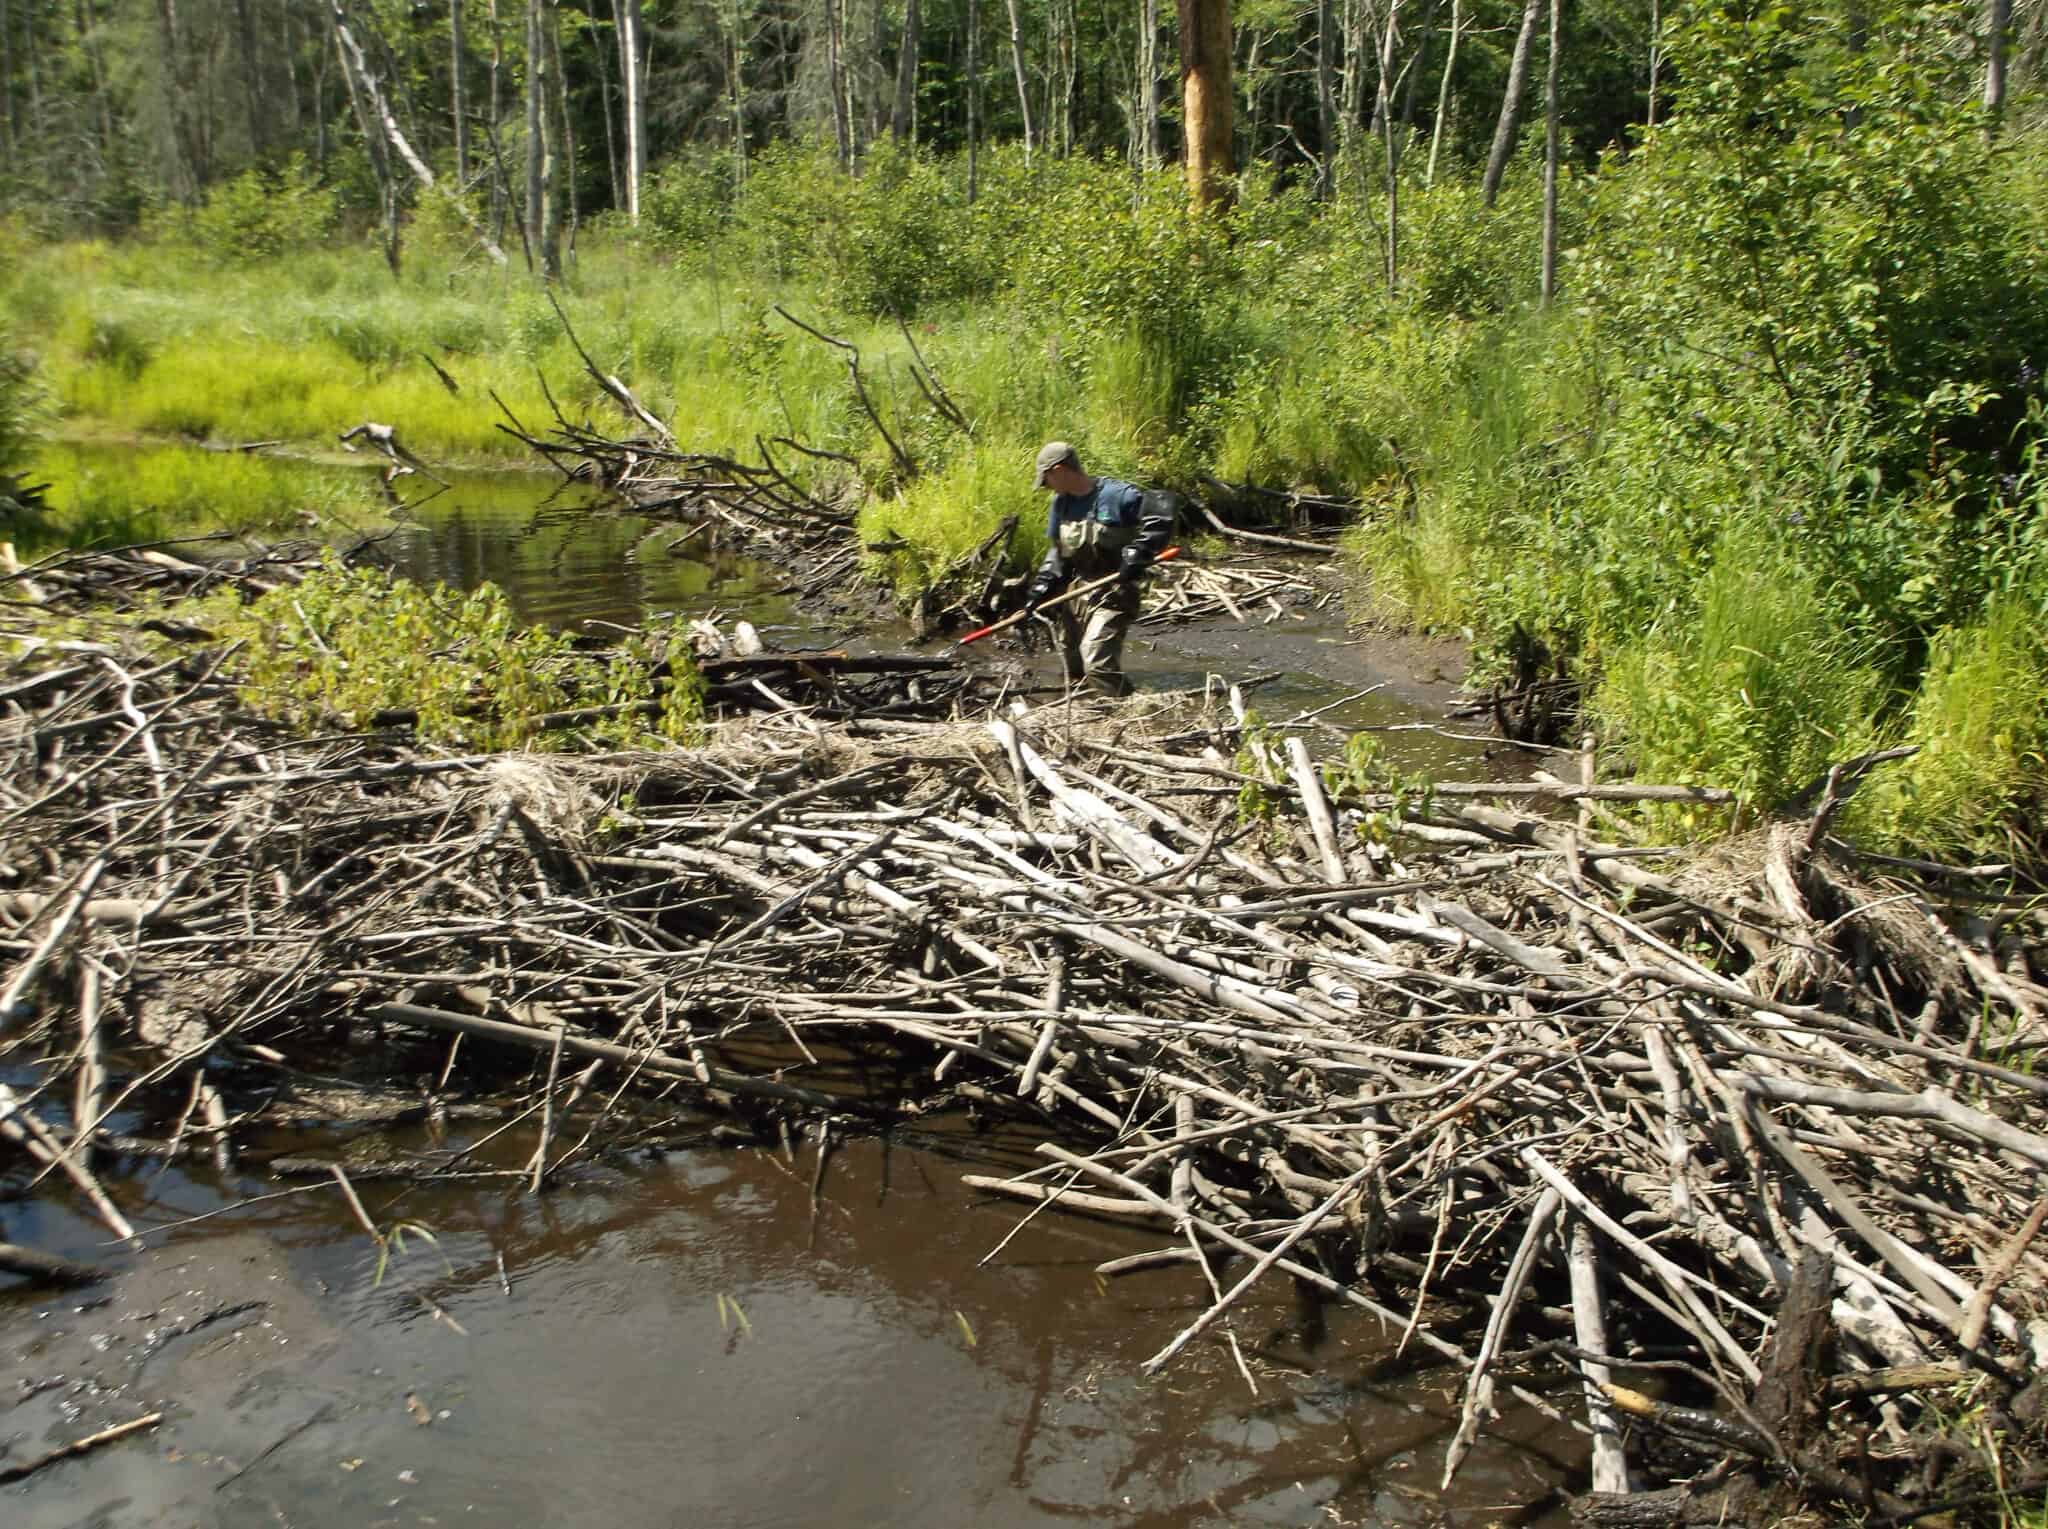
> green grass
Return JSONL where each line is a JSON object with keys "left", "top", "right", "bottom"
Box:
{"left": 11, "top": 440, "right": 381, "bottom": 552}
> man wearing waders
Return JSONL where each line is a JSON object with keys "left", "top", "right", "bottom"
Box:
{"left": 1022, "top": 442, "right": 1176, "bottom": 696}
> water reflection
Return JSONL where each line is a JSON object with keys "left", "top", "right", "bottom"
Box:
{"left": 382, "top": 471, "right": 805, "bottom": 636}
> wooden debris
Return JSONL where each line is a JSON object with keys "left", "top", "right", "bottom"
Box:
{"left": 0, "top": 543, "right": 2044, "bottom": 1521}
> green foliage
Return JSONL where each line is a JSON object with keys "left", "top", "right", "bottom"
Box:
{"left": 1861, "top": 592, "right": 2048, "bottom": 864}
{"left": 856, "top": 438, "right": 1047, "bottom": 601}
{"left": 1592, "top": 526, "right": 1890, "bottom": 825}
{"left": 153, "top": 157, "right": 340, "bottom": 265}
{"left": 207, "top": 558, "right": 704, "bottom": 751}
{"left": 16, "top": 441, "right": 377, "bottom": 552}
{"left": 0, "top": 324, "right": 42, "bottom": 485}
{"left": 1320, "top": 733, "right": 1437, "bottom": 846}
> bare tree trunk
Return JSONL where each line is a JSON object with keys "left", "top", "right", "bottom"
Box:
{"left": 965, "top": 0, "right": 978, "bottom": 197}
{"left": 1480, "top": 0, "right": 1539, "bottom": 207}
{"left": 592, "top": 1, "right": 619, "bottom": 209}
{"left": 154, "top": 0, "right": 198, "bottom": 199}
{"left": 1314, "top": 0, "right": 1334, "bottom": 195}
{"left": 1539, "top": 0, "right": 1560, "bottom": 303}
{"left": 890, "top": 0, "right": 919, "bottom": 139}
{"left": 547, "top": 0, "right": 575, "bottom": 258}
{"left": 1985, "top": 0, "right": 2011, "bottom": 119}
{"left": 334, "top": 5, "right": 399, "bottom": 267}
{"left": 282, "top": 0, "right": 306, "bottom": 141}
{"left": 0, "top": 0, "right": 16, "bottom": 164}
{"left": 1178, "top": 0, "right": 1233, "bottom": 210}
{"left": 452, "top": 0, "right": 469, "bottom": 182}
{"left": 524, "top": 0, "right": 544, "bottom": 262}
{"left": 234, "top": 0, "right": 268, "bottom": 157}
{"left": 1426, "top": 0, "right": 1458, "bottom": 186}
{"left": 1645, "top": 0, "right": 1658, "bottom": 127}
{"left": 1338, "top": 0, "right": 1365, "bottom": 185}
{"left": 1139, "top": 0, "right": 1160, "bottom": 170}
{"left": 314, "top": 0, "right": 331, "bottom": 175}
{"left": 1373, "top": 0, "right": 1402, "bottom": 290}
{"left": 726, "top": 7, "right": 747, "bottom": 184}
{"left": 488, "top": 0, "right": 506, "bottom": 240}
{"left": 75, "top": 0, "right": 113, "bottom": 158}
{"left": 825, "top": 0, "right": 851, "bottom": 166}
{"left": 1001, "top": 0, "right": 1033, "bottom": 159}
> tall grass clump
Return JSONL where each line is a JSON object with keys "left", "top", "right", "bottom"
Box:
{"left": 1858, "top": 589, "right": 2048, "bottom": 865}
{"left": 1592, "top": 527, "right": 1891, "bottom": 822}
{"left": 856, "top": 438, "right": 1050, "bottom": 601}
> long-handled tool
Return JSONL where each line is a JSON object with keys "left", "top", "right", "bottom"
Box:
{"left": 955, "top": 546, "right": 1181, "bottom": 647}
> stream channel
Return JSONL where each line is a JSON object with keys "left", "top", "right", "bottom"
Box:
{"left": 4, "top": 467, "right": 1579, "bottom": 1528}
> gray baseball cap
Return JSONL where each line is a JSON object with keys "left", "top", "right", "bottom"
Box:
{"left": 1034, "top": 440, "right": 1079, "bottom": 487}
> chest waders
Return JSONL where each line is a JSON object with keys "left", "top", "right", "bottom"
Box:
{"left": 1049, "top": 485, "right": 1143, "bottom": 696}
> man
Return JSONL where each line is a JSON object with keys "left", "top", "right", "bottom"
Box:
{"left": 1021, "top": 441, "right": 1176, "bottom": 696}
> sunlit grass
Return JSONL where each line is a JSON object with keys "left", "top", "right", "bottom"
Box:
{"left": 12, "top": 440, "right": 380, "bottom": 551}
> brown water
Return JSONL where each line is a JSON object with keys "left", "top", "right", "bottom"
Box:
{"left": 5, "top": 1112, "right": 1580, "bottom": 1528}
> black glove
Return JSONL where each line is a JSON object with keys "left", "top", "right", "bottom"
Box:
{"left": 1022, "top": 581, "right": 1055, "bottom": 616}
{"left": 1117, "top": 550, "right": 1149, "bottom": 586}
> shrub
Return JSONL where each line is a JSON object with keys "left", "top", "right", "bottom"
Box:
{"left": 209, "top": 558, "right": 703, "bottom": 751}
{"left": 165, "top": 157, "right": 341, "bottom": 265}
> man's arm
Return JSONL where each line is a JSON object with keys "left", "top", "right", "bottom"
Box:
{"left": 1118, "top": 488, "right": 1177, "bottom": 581}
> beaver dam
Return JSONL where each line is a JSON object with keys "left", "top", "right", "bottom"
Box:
{"left": 3, "top": 541, "right": 2046, "bottom": 1526}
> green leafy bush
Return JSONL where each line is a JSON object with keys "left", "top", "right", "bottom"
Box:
{"left": 160, "top": 157, "right": 340, "bottom": 265}
{"left": 209, "top": 558, "right": 704, "bottom": 751}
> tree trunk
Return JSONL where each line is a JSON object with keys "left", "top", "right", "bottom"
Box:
{"left": 1373, "top": 0, "right": 1402, "bottom": 290}
{"left": 1337, "top": 0, "right": 1365, "bottom": 184}
{"left": 1426, "top": 0, "right": 1458, "bottom": 186}
{"left": 890, "top": 0, "right": 919, "bottom": 140}
{"left": 1001, "top": 0, "right": 1033, "bottom": 160}
{"left": 1984, "top": 0, "right": 2010, "bottom": 119}
{"left": 1314, "top": 0, "right": 1334, "bottom": 196}
{"left": 524, "top": 0, "right": 545, "bottom": 265}
{"left": 74, "top": 0, "right": 113, "bottom": 159}
{"left": 488, "top": 0, "right": 507, "bottom": 243}
{"left": 452, "top": 0, "right": 469, "bottom": 183}
{"left": 825, "top": 0, "right": 851, "bottom": 167}
{"left": 592, "top": 2, "right": 619, "bottom": 210}
{"left": 1177, "top": 0, "right": 1233, "bottom": 210}
{"left": 1140, "top": 0, "right": 1160, "bottom": 170}
{"left": 334, "top": 6, "right": 399, "bottom": 267}
{"left": 1645, "top": 0, "right": 1658, "bottom": 127}
{"left": 1, "top": 0, "right": 16, "bottom": 164}
{"left": 727, "top": 11, "right": 747, "bottom": 184}
{"left": 1539, "top": 0, "right": 1560, "bottom": 303}
{"left": 153, "top": 0, "right": 197, "bottom": 199}
{"left": 965, "top": 0, "right": 978, "bottom": 197}
{"left": 234, "top": 0, "right": 267, "bottom": 157}
{"left": 547, "top": 0, "right": 575, "bottom": 257}
{"left": 620, "top": 0, "right": 646, "bottom": 212}
{"left": 1480, "top": 0, "right": 1539, "bottom": 207}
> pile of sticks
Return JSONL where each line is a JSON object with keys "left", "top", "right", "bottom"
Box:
{"left": 3, "top": 555, "right": 2045, "bottom": 1524}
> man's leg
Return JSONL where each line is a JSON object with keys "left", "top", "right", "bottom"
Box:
{"left": 1051, "top": 606, "right": 1087, "bottom": 684}
{"left": 1078, "top": 585, "right": 1139, "bottom": 696}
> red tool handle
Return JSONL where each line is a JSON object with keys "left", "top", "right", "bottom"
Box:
{"left": 956, "top": 545, "right": 1182, "bottom": 647}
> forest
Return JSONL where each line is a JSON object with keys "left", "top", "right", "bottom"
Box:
{"left": 0, "top": 0, "right": 2044, "bottom": 859}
